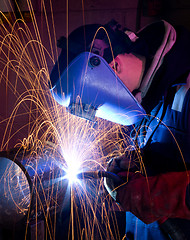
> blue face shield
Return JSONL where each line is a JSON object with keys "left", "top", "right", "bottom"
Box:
{"left": 50, "top": 52, "right": 146, "bottom": 125}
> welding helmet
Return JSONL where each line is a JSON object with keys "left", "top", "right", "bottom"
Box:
{"left": 50, "top": 20, "right": 146, "bottom": 125}
{"left": 50, "top": 20, "right": 148, "bottom": 88}
{"left": 50, "top": 51, "right": 145, "bottom": 125}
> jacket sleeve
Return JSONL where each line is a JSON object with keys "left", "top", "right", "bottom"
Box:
{"left": 116, "top": 171, "right": 190, "bottom": 224}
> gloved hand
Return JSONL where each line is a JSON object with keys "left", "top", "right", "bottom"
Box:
{"left": 106, "top": 152, "right": 138, "bottom": 174}
{"left": 115, "top": 171, "right": 190, "bottom": 224}
{"left": 104, "top": 153, "right": 134, "bottom": 201}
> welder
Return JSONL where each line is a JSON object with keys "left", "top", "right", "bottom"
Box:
{"left": 50, "top": 19, "right": 190, "bottom": 239}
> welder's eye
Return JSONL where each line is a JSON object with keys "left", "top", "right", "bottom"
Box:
{"left": 91, "top": 46, "right": 102, "bottom": 56}
{"left": 93, "top": 50, "right": 100, "bottom": 55}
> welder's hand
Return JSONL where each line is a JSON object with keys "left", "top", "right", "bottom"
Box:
{"left": 115, "top": 171, "right": 190, "bottom": 224}
{"left": 104, "top": 156, "right": 127, "bottom": 200}
{"left": 104, "top": 176, "right": 117, "bottom": 201}
{"left": 107, "top": 153, "right": 136, "bottom": 174}
{"left": 104, "top": 153, "right": 136, "bottom": 201}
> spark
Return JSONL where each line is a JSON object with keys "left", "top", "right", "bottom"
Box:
{"left": 0, "top": 4, "right": 139, "bottom": 239}
{"left": 1, "top": 1, "right": 186, "bottom": 240}
{"left": 64, "top": 157, "right": 81, "bottom": 184}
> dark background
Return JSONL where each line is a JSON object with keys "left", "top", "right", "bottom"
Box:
{"left": 0, "top": 1, "right": 190, "bottom": 239}
{"left": 0, "top": 0, "right": 190, "bottom": 150}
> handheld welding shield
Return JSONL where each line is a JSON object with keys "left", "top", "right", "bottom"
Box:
{"left": 50, "top": 52, "right": 146, "bottom": 125}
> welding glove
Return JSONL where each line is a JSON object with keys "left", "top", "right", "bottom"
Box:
{"left": 106, "top": 153, "right": 137, "bottom": 174}
{"left": 104, "top": 151, "right": 140, "bottom": 200}
{"left": 105, "top": 170, "right": 190, "bottom": 224}
{"left": 104, "top": 153, "right": 135, "bottom": 201}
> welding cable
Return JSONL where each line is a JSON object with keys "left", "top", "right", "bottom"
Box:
{"left": 159, "top": 218, "right": 188, "bottom": 240}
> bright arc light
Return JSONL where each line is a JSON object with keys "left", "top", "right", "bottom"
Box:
{"left": 65, "top": 166, "right": 79, "bottom": 184}
{"left": 63, "top": 152, "right": 81, "bottom": 184}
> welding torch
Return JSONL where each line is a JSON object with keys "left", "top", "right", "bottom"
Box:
{"left": 77, "top": 170, "right": 123, "bottom": 185}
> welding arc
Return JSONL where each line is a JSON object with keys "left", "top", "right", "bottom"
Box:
{"left": 77, "top": 170, "right": 122, "bottom": 184}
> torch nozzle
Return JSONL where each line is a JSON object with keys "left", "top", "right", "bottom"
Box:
{"left": 77, "top": 170, "right": 122, "bottom": 184}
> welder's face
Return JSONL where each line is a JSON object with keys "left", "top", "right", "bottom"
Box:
{"left": 109, "top": 53, "right": 146, "bottom": 93}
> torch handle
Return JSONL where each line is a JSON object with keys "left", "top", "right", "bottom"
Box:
{"left": 77, "top": 170, "right": 123, "bottom": 184}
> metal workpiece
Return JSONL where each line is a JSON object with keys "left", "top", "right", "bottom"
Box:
{"left": 0, "top": 146, "right": 68, "bottom": 228}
